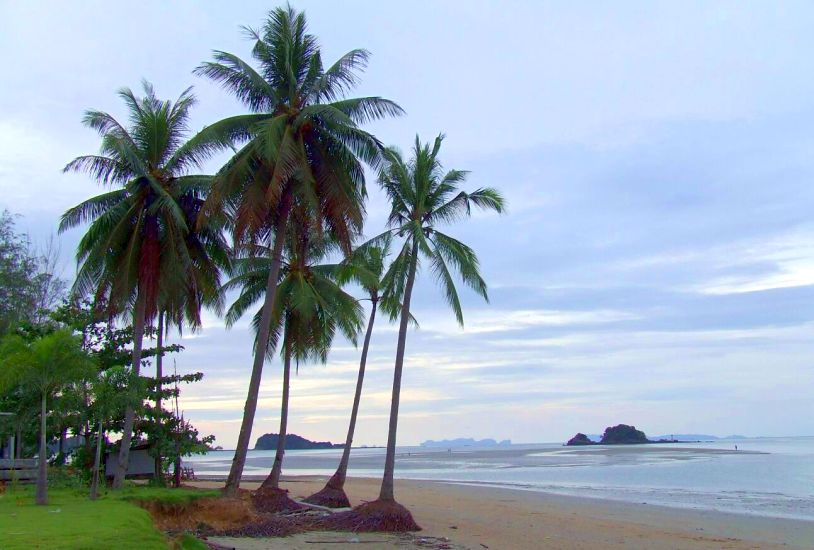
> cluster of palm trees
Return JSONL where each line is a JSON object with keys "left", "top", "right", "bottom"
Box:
{"left": 61, "top": 5, "right": 503, "bottom": 519}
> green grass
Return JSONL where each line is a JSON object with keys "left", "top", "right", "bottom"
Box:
{"left": 0, "top": 485, "right": 217, "bottom": 550}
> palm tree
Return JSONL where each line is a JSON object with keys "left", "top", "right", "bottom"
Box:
{"left": 345, "top": 134, "right": 504, "bottom": 528}
{"left": 0, "top": 330, "right": 95, "bottom": 505}
{"left": 304, "top": 239, "right": 397, "bottom": 507}
{"left": 193, "top": 5, "right": 402, "bottom": 494}
{"left": 60, "top": 82, "right": 228, "bottom": 488}
{"left": 224, "top": 213, "right": 362, "bottom": 507}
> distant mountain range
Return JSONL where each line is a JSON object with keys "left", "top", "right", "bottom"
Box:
{"left": 584, "top": 433, "right": 748, "bottom": 442}
{"left": 652, "top": 434, "right": 748, "bottom": 441}
{"left": 421, "top": 438, "right": 512, "bottom": 448}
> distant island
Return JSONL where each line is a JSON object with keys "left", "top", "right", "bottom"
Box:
{"left": 567, "top": 424, "right": 674, "bottom": 446}
{"left": 421, "top": 438, "right": 512, "bottom": 448}
{"left": 254, "top": 433, "right": 344, "bottom": 450}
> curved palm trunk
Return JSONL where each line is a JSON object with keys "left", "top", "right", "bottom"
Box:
{"left": 379, "top": 241, "right": 419, "bottom": 502}
{"left": 113, "top": 292, "right": 147, "bottom": 489}
{"left": 36, "top": 391, "right": 48, "bottom": 505}
{"left": 90, "top": 420, "right": 104, "bottom": 500}
{"left": 154, "top": 312, "right": 164, "bottom": 481}
{"left": 326, "top": 299, "right": 377, "bottom": 490}
{"left": 263, "top": 339, "right": 292, "bottom": 489}
{"left": 224, "top": 196, "right": 292, "bottom": 495}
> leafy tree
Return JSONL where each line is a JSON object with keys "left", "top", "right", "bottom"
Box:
{"left": 372, "top": 135, "right": 504, "bottom": 516}
{"left": 60, "top": 82, "right": 228, "bottom": 489}
{"left": 193, "top": 5, "right": 402, "bottom": 494}
{"left": 88, "top": 366, "right": 129, "bottom": 500}
{"left": 0, "top": 330, "right": 95, "bottom": 504}
{"left": 0, "top": 211, "right": 65, "bottom": 337}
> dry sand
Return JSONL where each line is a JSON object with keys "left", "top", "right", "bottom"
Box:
{"left": 192, "top": 476, "right": 814, "bottom": 550}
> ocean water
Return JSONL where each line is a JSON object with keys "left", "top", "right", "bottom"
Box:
{"left": 186, "top": 436, "right": 814, "bottom": 520}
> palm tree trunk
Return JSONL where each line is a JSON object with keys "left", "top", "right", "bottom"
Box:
{"left": 328, "top": 299, "right": 377, "bottom": 490}
{"left": 224, "top": 194, "right": 292, "bottom": 496}
{"left": 113, "top": 291, "right": 147, "bottom": 489}
{"left": 379, "top": 241, "right": 419, "bottom": 502}
{"left": 154, "top": 311, "right": 164, "bottom": 481}
{"left": 263, "top": 338, "right": 292, "bottom": 489}
{"left": 90, "top": 420, "right": 104, "bottom": 500}
{"left": 36, "top": 391, "right": 48, "bottom": 505}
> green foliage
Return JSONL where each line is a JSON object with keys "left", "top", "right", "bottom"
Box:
{"left": 224, "top": 223, "right": 364, "bottom": 364}
{"left": 0, "top": 329, "right": 95, "bottom": 398}
{"left": 0, "top": 211, "right": 66, "bottom": 337}
{"left": 60, "top": 82, "right": 229, "bottom": 329}
{"left": 194, "top": 5, "right": 403, "bottom": 254}
{"left": 376, "top": 134, "right": 506, "bottom": 325}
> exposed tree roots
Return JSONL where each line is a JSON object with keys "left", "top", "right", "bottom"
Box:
{"left": 322, "top": 499, "right": 421, "bottom": 532}
{"left": 302, "top": 484, "right": 351, "bottom": 508}
{"left": 251, "top": 486, "right": 306, "bottom": 514}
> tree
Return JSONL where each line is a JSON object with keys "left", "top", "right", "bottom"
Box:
{"left": 343, "top": 134, "right": 504, "bottom": 528}
{"left": 0, "top": 211, "right": 66, "bottom": 337}
{"left": 224, "top": 215, "right": 362, "bottom": 508}
{"left": 304, "top": 239, "right": 398, "bottom": 507}
{"left": 0, "top": 330, "right": 95, "bottom": 505}
{"left": 193, "top": 5, "right": 402, "bottom": 495}
{"left": 60, "top": 81, "right": 227, "bottom": 489}
{"left": 88, "top": 366, "right": 129, "bottom": 500}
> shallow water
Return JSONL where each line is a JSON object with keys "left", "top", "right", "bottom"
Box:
{"left": 186, "top": 436, "right": 814, "bottom": 520}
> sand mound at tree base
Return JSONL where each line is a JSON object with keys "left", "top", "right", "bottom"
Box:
{"left": 322, "top": 499, "right": 421, "bottom": 532}
{"left": 251, "top": 486, "right": 306, "bottom": 513}
{"left": 303, "top": 484, "right": 351, "bottom": 508}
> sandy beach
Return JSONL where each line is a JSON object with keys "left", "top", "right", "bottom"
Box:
{"left": 191, "top": 476, "right": 814, "bottom": 549}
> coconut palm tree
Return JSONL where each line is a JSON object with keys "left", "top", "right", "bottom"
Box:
{"left": 304, "top": 239, "right": 397, "bottom": 507}
{"left": 0, "top": 330, "right": 96, "bottom": 505}
{"left": 351, "top": 134, "right": 504, "bottom": 527}
{"left": 192, "top": 5, "right": 402, "bottom": 494}
{"left": 224, "top": 212, "right": 362, "bottom": 505}
{"left": 60, "top": 82, "right": 228, "bottom": 488}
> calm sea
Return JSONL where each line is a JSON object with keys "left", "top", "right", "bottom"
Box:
{"left": 186, "top": 436, "right": 814, "bottom": 520}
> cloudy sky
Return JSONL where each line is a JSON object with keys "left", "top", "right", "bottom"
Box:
{"left": 2, "top": 1, "right": 813, "bottom": 448}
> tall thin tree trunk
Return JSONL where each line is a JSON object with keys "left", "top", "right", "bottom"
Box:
{"left": 263, "top": 339, "right": 292, "bottom": 489}
{"left": 58, "top": 428, "right": 66, "bottom": 464}
{"left": 15, "top": 426, "right": 21, "bottom": 459}
{"left": 224, "top": 195, "right": 292, "bottom": 496}
{"left": 90, "top": 420, "right": 104, "bottom": 500}
{"left": 379, "top": 241, "right": 418, "bottom": 502}
{"left": 113, "top": 292, "right": 147, "bottom": 489}
{"left": 36, "top": 391, "right": 48, "bottom": 505}
{"left": 327, "top": 299, "right": 377, "bottom": 490}
{"left": 154, "top": 312, "right": 164, "bottom": 481}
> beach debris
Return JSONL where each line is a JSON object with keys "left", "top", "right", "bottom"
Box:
{"left": 303, "top": 482, "right": 352, "bottom": 508}
{"left": 322, "top": 499, "right": 421, "bottom": 532}
{"left": 251, "top": 486, "right": 306, "bottom": 513}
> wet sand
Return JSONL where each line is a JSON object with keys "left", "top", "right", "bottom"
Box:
{"left": 193, "top": 476, "right": 814, "bottom": 549}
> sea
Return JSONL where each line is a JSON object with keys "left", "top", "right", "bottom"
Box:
{"left": 186, "top": 436, "right": 814, "bottom": 521}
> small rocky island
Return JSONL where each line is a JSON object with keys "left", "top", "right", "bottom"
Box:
{"left": 566, "top": 424, "right": 675, "bottom": 446}
{"left": 255, "top": 433, "right": 343, "bottom": 450}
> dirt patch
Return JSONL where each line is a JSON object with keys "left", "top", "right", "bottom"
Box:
{"left": 137, "top": 495, "right": 261, "bottom": 532}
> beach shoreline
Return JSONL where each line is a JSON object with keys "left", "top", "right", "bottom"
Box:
{"left": 190, "top": 475, "right": 814, "bottom": 549}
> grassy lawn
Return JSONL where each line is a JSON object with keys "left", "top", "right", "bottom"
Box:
{"left": 0, "top": 485, "right": 216, "bottom": 549}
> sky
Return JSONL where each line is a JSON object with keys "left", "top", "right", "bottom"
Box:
{"left": 1, "top": 1, "right": 813, "bottom": 448}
